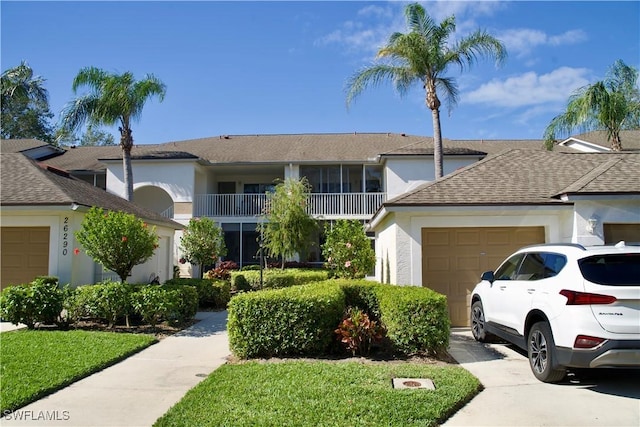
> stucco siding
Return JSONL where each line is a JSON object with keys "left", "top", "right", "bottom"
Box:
{"left": 573, "top": 199, "right": 640, "bottom": 245}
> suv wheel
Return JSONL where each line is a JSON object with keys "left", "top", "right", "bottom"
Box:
{"left": 470, "top": 301, "right": 493, "bottom": 342}
{"left": 528, "top": 322, "right": 566, "bottom": 383}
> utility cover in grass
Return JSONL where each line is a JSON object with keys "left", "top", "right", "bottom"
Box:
{"left": 392, "top": 378, "right": 435, "bottom": 390}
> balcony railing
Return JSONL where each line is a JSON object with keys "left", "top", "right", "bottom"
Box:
{"left": 193, "top": 192, "right": 386, "bottom": 218}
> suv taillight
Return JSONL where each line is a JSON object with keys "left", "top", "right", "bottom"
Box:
{"left": 559, "top": 290, "right": 617, "bottom": 305}
{"left": 574, "top": 335, "right": 606, "bottom": 349}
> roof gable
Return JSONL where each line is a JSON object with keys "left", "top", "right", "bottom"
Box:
{"left": 384, "top": 150, "right": 640, "bottom": 208}
{"left": 1, "top": 153, "right": 181, "bottom": 229}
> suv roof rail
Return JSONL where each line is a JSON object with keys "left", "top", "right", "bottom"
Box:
{"left": 520, "top": 242, "right": 587, "bottom": 251}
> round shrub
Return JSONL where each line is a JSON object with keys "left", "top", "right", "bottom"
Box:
{"left": 0, "top": 278, "right": 63, "bottom": 328}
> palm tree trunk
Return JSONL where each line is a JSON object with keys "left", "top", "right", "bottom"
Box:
{"left": 611, "top": 131, "right": 623, "bottom": 151}
{"left": 431, "top": 108, "right": 444, "bottom": 179}
{"left": 120, "top": 126, "right": 134, "bottom": 201}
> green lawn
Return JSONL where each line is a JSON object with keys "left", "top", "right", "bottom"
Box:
{"left": 155, "top": 361, "right": 481, "bottom": 427}
{"left": 0, "top": 329, "right": 156, "bottom": 412}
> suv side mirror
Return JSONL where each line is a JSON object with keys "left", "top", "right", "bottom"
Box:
{"left": 481, "top": 271, "right": 495, "bottom": 283}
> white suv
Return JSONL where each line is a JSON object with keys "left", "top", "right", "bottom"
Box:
{"left": 470, "top": 242, "right": 640, "bottom": 382}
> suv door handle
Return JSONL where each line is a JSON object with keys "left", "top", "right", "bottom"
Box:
{"left": 527, "top": 288, "right": 535, "bottom": 293}
{"left": 499, "top": 286, "right": 507, "bottom": 290}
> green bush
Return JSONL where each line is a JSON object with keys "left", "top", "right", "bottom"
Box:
{"left": 336, "top": 280, "right": 381, "bottom": 320}
{"left": 322, "top": 220, "right": 376, "bottom": 279}
{"left": 164, "top": 278, "right": 231, "bottom": 309}
{"left": 375, "top": 285, "right": 450, "bottom": 356}
{"left": 62, "top": 285, "right": 98, "bottom": 323}
{"left": 0, "top": 278, "right": 64, "bottom": 328}
{"left": 227, "top": 279, "right": 450, "bottom": 359}
{"left": 230, "top": 269, "right": 328, "bottom": 291}
{"left": 228, "top": 283, "right": 345, "bottom": 358}
{"left": 92, "top": 281, "right": 133, "bottom": 327}
{"left": 132, "top": 285, "right": 198, "bottom": 327}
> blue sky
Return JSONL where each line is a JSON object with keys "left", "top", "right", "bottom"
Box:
{"left": 2, "top": 1, "right": 639, "bottom": 144}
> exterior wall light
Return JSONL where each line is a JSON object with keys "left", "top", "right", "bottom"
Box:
{"left": 586, "top": 217, "right": 598, "bottom": 234}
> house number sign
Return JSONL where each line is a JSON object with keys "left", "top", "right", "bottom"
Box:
{"left": 62, "top": 216, "right": 70, "bottom": 256}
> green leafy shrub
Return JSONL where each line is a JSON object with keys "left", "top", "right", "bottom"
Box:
{"left": 322, "top": 220, "right": 375, "bottom": 279}
{"left": 335, "top": 307, "right": 384, "bottom": 356}
{"left": 231, "top": 274, "right": 252, "bottom": 293}
{"left": 0, "top": 278, "right": 63, "bottom": 328}
{"left": 180, "top": 217, "right": 227, "bottom": 278}
{"left": 62, "top": 285, "right": 98, "bottom": 323}
{"left": 91, "top": 281, "right": 134, "bottom": 327}
{"left": 338, "top": 280, "right": 381, "bottom": 320}
{"left": 75, "top": 207, "right": 159, "bottom": 282}
{"left": 132, "top": 285, "right": 198, "bottom": 327}
{"left": 230, "top": 269, "right": 328, "bottom": 291}
{"left": 228, "top": 283, "right": 345, "bottom": 358}
{"left": 164, "top": 278, "right": 231, "bottom": 309}
{"left": 376, "top": 285, "right": 450, "bottom": 356}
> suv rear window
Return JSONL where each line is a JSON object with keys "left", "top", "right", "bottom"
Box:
{"left": 578, "top": 254, "right": 640, "bottom": 286}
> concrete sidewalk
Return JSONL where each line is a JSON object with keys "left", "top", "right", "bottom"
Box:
{"left": 443, "top": 329, "right": 640, "bottom": 427}
{"left": 1, "top": 311, "right": 230, "bottom": 427}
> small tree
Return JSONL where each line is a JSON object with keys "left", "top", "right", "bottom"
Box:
{"left": 322, "top": 219, "right": 375, "bottom": 279}
{"left": 76, "top": 207, "right": 159, "bottom": 282}
{"left": 180, "top": 217, "right": 227, "bottom": 279}
{"left": 261, "top": 178, "right": 317, "bottom": 269}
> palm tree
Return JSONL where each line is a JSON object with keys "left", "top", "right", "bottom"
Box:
{"left": 1, "top": 61, "right": 48, "bottom": 104}
{"left": 1, "top": 61, "right": 54, "bottom": 142}
{"left": 61, "top": 67, "right": 166, "bottom": 200}
{"left": 544, "top": 59, "right": 640, "bottom": 151}
{"left": 346, "top": 3, "right": 506, "bottom": 179}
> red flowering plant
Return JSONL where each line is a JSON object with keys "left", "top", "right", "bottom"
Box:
{"left": 75, "top": 207, "right": 159, "bottom": 282}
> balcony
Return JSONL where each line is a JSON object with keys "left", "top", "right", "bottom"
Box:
{"left": 193, "top": 193, "right": 386, "bottom": 219}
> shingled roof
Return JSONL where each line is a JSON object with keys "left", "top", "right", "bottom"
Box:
{"left": 383, "top": 149, "right": 640, "bottom": 208}
{"left": 40, "top": 133, "right": 559, "bottom": 172}
{"left": 564, "top": 130, "right": 640, "bottom": 150}
{"left": 1, "top": 153, "right": 182, "bottom": 229}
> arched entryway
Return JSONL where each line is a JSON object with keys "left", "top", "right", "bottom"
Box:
{"left": 133, "top": 185, "right": 174, "bottom": 217}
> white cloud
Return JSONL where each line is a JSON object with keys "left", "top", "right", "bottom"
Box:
{"left": 498, "top": 28, "right": 588, "bottom": 57}
{"left": 463, "top": 66, "right": 591, "bottom": 108}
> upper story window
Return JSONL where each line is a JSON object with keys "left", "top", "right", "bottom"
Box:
{"left": 300, "top": 164, "right": 383, "bottom": 194}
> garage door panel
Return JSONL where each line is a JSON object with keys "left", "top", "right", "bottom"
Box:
{"left": 424, "top": 230, "right": 450, "bottom": 246}
{"left": 422, "top": 226, "right": 545, "bottom": 327}
{"left": 1, "top": 227, "right": 50, "bottom": 289}
{"left": 604, "top": 223, "right": 640, "bottom": 244}
{"left": 455, "top": 230, "right": 480, "bottom": 246}
{"left": 456, "top": 256, "right": 480, "bottom": 271}
{"left": 425, "top": 256, "right": 450, "bottom": 271}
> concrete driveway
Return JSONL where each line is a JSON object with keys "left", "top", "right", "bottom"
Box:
{"left": 444, "top": 329, "right": 640, "bottom": 427}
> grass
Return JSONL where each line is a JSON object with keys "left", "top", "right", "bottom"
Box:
{"left": 0, "top": 329, "right": 156, "bottom": 412}
{"left": 155, "top": 360, "right": 481, "bottom": 427}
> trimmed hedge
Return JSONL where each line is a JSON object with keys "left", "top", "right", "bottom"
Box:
{"left": 230, "top": 268, "right": 328, "bottom": 292}
{"left": 164, "top": 278, "right": 231, "bottom": 309}
{"left": 227, "top": 280, "right": 450, "bottom": 359}
{"left": 376, "top": 285, "right": 450, "bottom": 355}
{"left": 228, "top": 282, "right": 345, "bottom": 358}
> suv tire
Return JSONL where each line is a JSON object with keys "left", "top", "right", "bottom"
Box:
{"left": 528, "top": 322, "right": 566, "bottom": 383}
{"left": 471, "top": 300, "right": 494, "bottom": 342}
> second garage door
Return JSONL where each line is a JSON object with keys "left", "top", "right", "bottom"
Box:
{"left": 422, "top": 226, "right": 545, "bottom": 327}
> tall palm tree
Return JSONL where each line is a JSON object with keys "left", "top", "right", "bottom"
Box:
{"left": 544, "top": 59, "right": 640, "bottom": 151}
{"left": 61, "top": 67, "right": 166, "bottom": 200}
{"left": 346, "top": 3, "right": 506, "bottom": 179}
